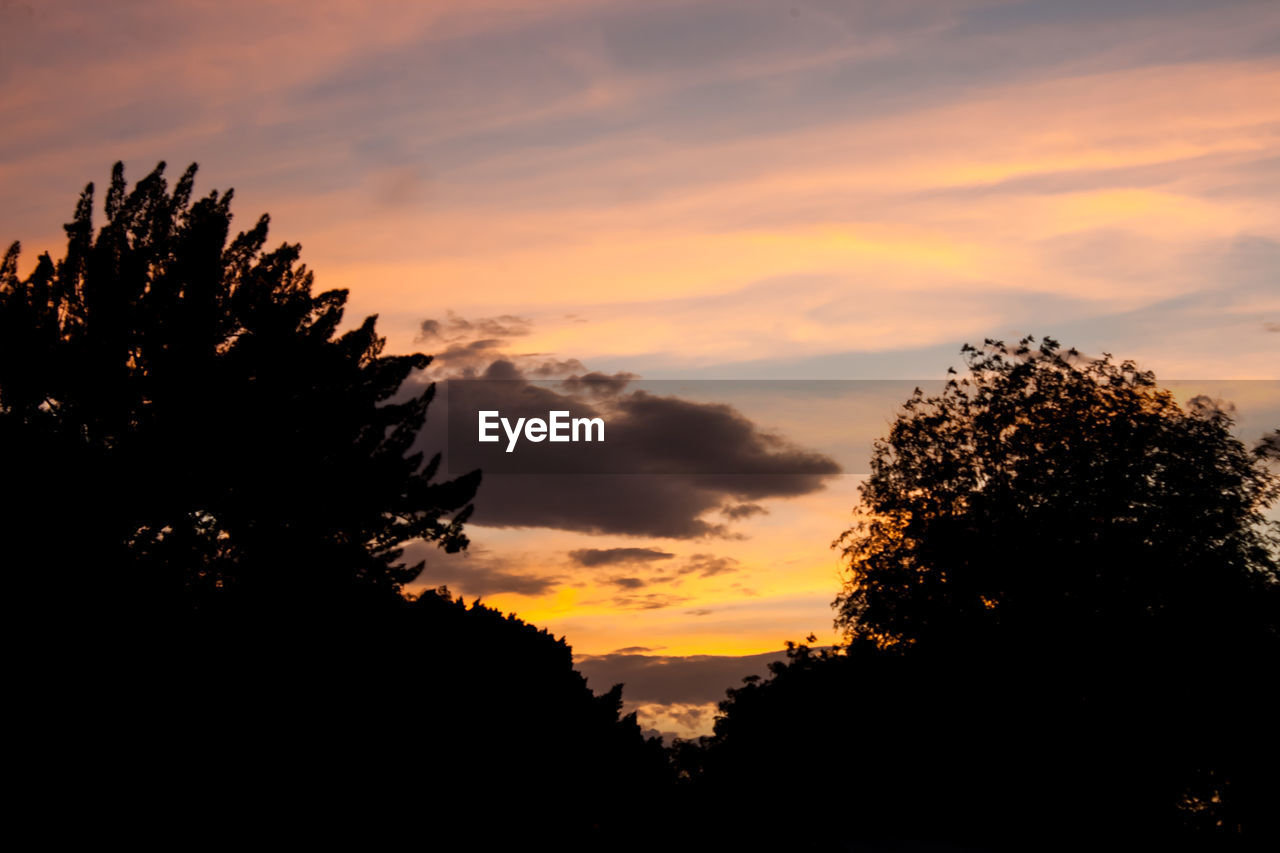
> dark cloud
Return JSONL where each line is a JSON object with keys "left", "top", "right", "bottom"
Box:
{"left": 609, "top": 576, "right": 647, "bottom": 590}
{"left": 677, "top": 554, "right": 739, "bottom": 577}
{"left": 686, "top": 608, "right": 714, "bottom": 616}
{"left": 474, "top": 315, "right": 533, "bottom": 338}
{"left": 415, "top": 311, "right": 543, "bottom": 376}
{"left": 422, "top": 339, "right": 509, "bottom": 375}
{"left": 418, "top": 310, "right": 532, "bottom": 341}
{"left": 418, "top": 314, "right": 594, "bottom": 380}
{"left": 412, "top": 314, "right": 840, "bottom": 538}
{"left": 560, "top": 371, "right": 638, "bottom": 396}
{"left": 589, "top": 552, "right": 738, "bottom": 587}
{"left": 481, "top": 358, "right": 523, "bottom": 380}
{"left": 604, "top": 390, "right": 840, "bottom": 478}
{"left": 722, "top": 502, "right": 768, "bottom": 520}
{"left": 427, "top": 380, "right": 840, "bottom": 539}
{"left": 596, "top": 553, "right": 737, "bottom": 590}
{"left": 576, "top": 650, "right": 794, "bottom": 705}
{"left": 568, "top": 547, "right": 676, "bottom": 567}
{"left": 460, "top": 474, "right": 747, "bottom": 538}
{"left": 529, "top": 358, "right": 589, "bottom": 377}
{"left": 402, "top": 543, "right": 561, "bottom": 598}
{"left": 1265, "top": 322, "right": 1280, "bottom": 332}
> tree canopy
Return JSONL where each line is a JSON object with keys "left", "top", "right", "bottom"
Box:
{"left": 0, "top": 161, "right": 479, "bottom": 613}
{"left": 833, "top": 335, "right": 1280, "bottom": 654}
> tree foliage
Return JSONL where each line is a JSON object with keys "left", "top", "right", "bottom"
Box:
{"left": 3, "top": 164, "right": 672, "bottom": 846}
{"left": 681, "top": 338, "right": 1280, "bottom": 847}
{"left": 833, "top": 335, "right": 1280, "bottom": 652}
{"left": 0, "top": 161, "right": 479, "bottom": 611}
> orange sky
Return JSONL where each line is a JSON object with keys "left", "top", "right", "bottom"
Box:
{"left": 3, "top": 0, "right": 1278, "bottom": 739}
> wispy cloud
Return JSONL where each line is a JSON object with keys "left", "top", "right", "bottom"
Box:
{"left": 569, "top": 547, "right": 677, "bottom": 567}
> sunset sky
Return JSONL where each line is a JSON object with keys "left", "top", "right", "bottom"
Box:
{"left": 3, "top": 0, "right": 1278, "bottom": 739}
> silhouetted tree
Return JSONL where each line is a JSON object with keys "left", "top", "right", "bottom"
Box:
{"left": 682, "top": 338, "right": 1279, "bottom": 848}
{"left": 0, "top": 161, "right": 479, "bottom": 614}
{"left": 833, "top": 335, "right": 1279, "bottom": 653}
{"left": 3, "top": 164, "right": 672, "bottom": 847}
{"left": 823, "top": 336, "right": 1280, "bottom": 842}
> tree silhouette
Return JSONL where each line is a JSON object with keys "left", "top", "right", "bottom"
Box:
{"left": 0, "top": 161, "right": 479, "bottom": 613}
{"left": 3, "top": 164, "right": 673, "bottom": 846}
{"left": 680, "top": 338, "right": 1280, "bottom": 847}
{"left": 834, "top": 335, "right": 1280, "bottom": 653}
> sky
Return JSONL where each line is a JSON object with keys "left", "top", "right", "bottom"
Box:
{"left": 3, "top": 0, "right": 1279, "bottom": 739}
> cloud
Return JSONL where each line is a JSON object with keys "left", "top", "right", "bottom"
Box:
{"left": 402, "top": 543, "right": 562, "bottom": 598}
{"left": 628, "top": 702, "right": 722, "bottom": 742}
{"left": 418, "top": 310, "right": 533, "bottom": 341}
{"left": 414, "top": 315, "right": 841, "bottom": 538}
{"left": 583, "top": 644, "right": 852, "bottom": 740}
{"left": 528, "top": 358, "right": 589, "bottom": 377}
{"left": 575, "top": 649, "right": 792, "bottom": 705}
{"left": 609, "top": 576, "right": 647, "bottom": 590}
{"left": 560, "top": 550, "right": 741, "bottom": 597}
{"left": 416, "top": 313, "right": 601, "bottom": 380}
{"left": 472, "top": 475, "right": 751, "bottom": 538}
{"left": 560, "top": 371, "right": 638, "bottom": 396}
{"left": 677, "top": 553, "right": 740, "bottom": 577}
{"left": 568, "top": 547, "right": 676, "bottom": 566}
{"left": 721, "top": 502, "right": 767, "bottom": 520}
{"left": 611, "top": 592, "right": 690, "bottom": 610}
